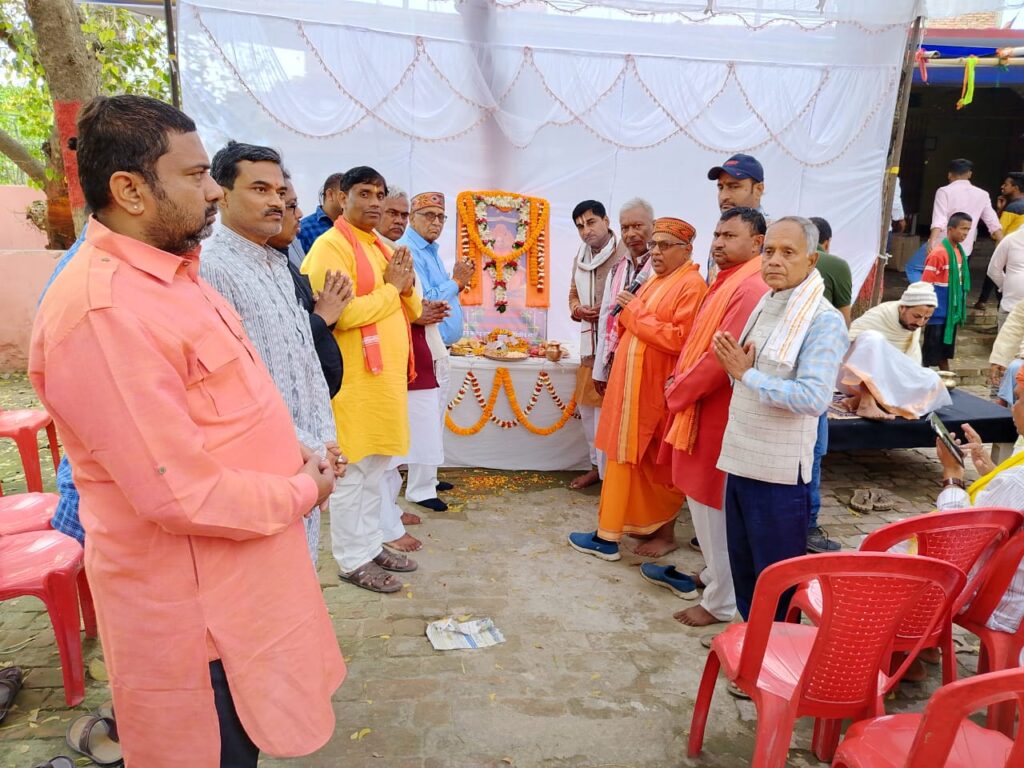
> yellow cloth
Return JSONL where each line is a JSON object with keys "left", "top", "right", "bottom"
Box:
{"left": 969, "top": 450, "right": 1024, "bottom": 503}
{"left": 302, "top": 225, "right": 423, "bottom": 463}
{"left": 1001, "top": 209, "right": 1024, "bottom": 236}
{"left": 597, "top": 440, "right": 684, "bottom": 541}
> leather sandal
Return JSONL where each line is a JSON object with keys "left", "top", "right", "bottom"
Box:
{"left": 374, "top": 549, "right": 418, "bottom": 573}
{"left": 339, "top": 562, "right": 402, "bottom": 593}
{"left": 66, "top": 712, "right": 123, "bottom": 766}
{"left": 32, "top": 758, "right": 76, "bottom": 768}
{"left": 0, "top": 666, "right": 23, "bottom": 724}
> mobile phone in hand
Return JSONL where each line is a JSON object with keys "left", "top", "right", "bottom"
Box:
{"left": 929, "top": 413, "right": 964, "bottom": 467}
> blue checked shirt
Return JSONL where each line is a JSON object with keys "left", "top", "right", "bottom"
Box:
{"left": 397, "top": 227, "right": 464, "bottom": 345}
{"left": 40, "top": 230, "right": 87, "bottom": 543}
{"left": 297, "top": 206, "right": 334, "bottom": 254}
{"left": 740, "top": 308, "right": 848, "bottom": 416}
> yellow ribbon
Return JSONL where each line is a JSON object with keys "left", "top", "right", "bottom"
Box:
{"left": 956, "top": 56, "right": 977, "bottom": 110}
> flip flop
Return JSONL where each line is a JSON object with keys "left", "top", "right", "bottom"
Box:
{"left": 66, "top": 712, "right": 123, "bottom": 766}
{"left": 32, "top": 759, "right": 76, "bottom": 768}
{"left": 0, "top": 666, "right": 23, "bottom": 724}
{"left": 869, "top": 488, "right": 897, "bottom": 511}
{"left": 849, "top": 489, "right": 875, "bottom": 513}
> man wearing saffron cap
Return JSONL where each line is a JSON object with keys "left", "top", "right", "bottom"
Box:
{"left": 302, "top": 166, "right": 424, "bottom": 593}
{"left": 644, "top": 207, "right": 769, "bottom": 624}
{"left": 375, "top": 192, "right": 463, "bottom": 555}
{"left": 568, "top": 217, "right": 706, "bottom": 561}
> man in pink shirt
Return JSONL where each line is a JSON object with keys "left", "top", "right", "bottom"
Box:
{"left": 30, "top": 95, "right": 344, "bottom": 767}
{"left": 929, "top": 158, "right": 1003, "bottom": 257}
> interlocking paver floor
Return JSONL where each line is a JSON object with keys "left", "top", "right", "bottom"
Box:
{"left": 0, "top": 373, "right": 987, "bottom": 767}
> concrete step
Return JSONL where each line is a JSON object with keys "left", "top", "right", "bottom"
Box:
{"left": 966, "top": 305, "right": 998, "bottom": 333}
{"left": 949, "top": 354, "right": 991, "bottom": 388}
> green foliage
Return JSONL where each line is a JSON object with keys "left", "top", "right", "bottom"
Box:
{"left": 0, "top": 0, "right": 170, "bottom": 186}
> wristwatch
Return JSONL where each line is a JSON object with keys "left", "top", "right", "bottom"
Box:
{"left": 941, "top": 477, "right": 966, "bottom": 489}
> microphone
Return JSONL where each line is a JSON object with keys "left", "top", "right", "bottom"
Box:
{"left": 611, "top": 268, "right": 651, "bottom": 316}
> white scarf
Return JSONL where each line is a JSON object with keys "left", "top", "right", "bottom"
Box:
{"left": 574, "top": 233, "right": 619, "bottom": 358}
{"left": 744, "top": 269, "right": 825, "bottom": 372}
{"left": 848, "top": 301, "right": 922, "bottom": 366}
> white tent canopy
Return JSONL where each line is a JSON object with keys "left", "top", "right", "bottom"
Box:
{"left": 178, "top": 0, "right": 1017, "bottom": 347}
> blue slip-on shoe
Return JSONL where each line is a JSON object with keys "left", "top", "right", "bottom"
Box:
{"left": 567, "top": 531, "right": 621, "bottom": 561}
{"left": 639, "top": 563, "right": 699, "bottom": 600}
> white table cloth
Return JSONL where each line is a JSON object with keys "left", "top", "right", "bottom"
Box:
{"left": 443, "top": 355, "right": 591, "bottom": 471}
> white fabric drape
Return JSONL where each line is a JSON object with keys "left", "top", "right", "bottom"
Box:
{"left": 180, "top": 0, "right": 922, "bottom": 347}
{"left": 442, "top": 357, "right": 591, "bottom": 471}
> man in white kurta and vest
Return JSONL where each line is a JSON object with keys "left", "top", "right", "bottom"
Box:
{"left": 714, "top": 216, "right": 848, "bottom": 621}
{"left": 568, "top": 199, "right": 627, "bottom": 490}
{"left": 838, "top": 281, "right": 951, "bottom": 420}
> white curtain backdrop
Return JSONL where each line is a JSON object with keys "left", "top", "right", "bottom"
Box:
{"left": 177, "top": 0, "right": 937, "bottom": 347}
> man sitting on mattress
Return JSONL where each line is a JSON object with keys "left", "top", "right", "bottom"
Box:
{"left": 837, "top": 281, "right": 952, "bottom": 420}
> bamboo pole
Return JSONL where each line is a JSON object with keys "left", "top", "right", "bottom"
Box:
{"left": 869, "top": 15, "right": 924, "bottom": 308}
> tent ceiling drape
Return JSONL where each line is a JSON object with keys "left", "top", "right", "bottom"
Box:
{"left": 177, "top": 0, "right": 1012, "bottom": 348}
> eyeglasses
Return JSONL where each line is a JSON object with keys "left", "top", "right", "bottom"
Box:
{"left": 415, "top": 211, "right": 447, "bottom": 224}
{"left": 647, "top": 239, "right": 689, "bottom": 252}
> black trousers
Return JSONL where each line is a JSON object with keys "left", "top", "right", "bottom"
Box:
{"left": 210, "top": 660, "right": 259, "bottom": 768}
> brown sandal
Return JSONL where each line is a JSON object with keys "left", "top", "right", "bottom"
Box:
{"left": 66, "top": 712, "right": 123, "bottom": 766}
{"left": 0, "top": 666, "right": 23, "bottom": 724}
{"left": 374, "top": 549, "right": 418, "bottom": 572}
{"left": 339, "top": 562, "right": 402, "bottom": 593}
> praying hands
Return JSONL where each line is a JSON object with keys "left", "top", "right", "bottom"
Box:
{"left": 713, "top": 331, "right": 755, "bottom": 380}
{"left": 385, "top": 246, "right": 417, "bottom": 295}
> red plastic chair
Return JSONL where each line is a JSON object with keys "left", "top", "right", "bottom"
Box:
{"left": 0, "top": 530, "right": 97, "bottom": 706}
{"left": 787, "top": 508, "right": 1023, "bottom": 684}
{"left": 688, "top": 553, "right": 965, "bottom": 768}
{"left": 0, "top": 492, "right": 59, "bottom": 536}
{"left": 832, "top": 667, "right": 1024, "bottom": 768}
{"left": 0, "top": 408, "right": 60, "bottom": 493}
{"left": 955, "top": 529, "right": 1024, "bottom": 736}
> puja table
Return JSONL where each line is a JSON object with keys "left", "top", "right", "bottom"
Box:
{"left": 828, "top": 389, "right": 1018, "bottom": 460}
{"left": 442, "top": 354, "right": 591, "bottom": 471}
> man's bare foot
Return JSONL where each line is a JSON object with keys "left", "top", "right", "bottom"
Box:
{"left": 385, "top": 533, "right": 422, "bottom": 552}
{"left": 401, "top": 511, "right": 421, "bottom": 526}
{"left": 856, "top": 396, "right": 895, "bottom": 421}
{"left": 838, "top": 395, "right": 860, "bottom": 413}
{"left": 570, "top": 469, "right": 600, "bottom": 490}
{"left": 633, "top": 521, "right": 677, "bottom": 557}
{"left": 673, "top": 605, "right": 725, "bottom": 627}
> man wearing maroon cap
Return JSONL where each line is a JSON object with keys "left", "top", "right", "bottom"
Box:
{"left": 708, "top": 153, "right": 765, "bottom": 216}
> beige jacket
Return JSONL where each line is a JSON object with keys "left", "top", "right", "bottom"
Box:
{"left": 990, "top": 300, "right": 1024, "bottom": 367}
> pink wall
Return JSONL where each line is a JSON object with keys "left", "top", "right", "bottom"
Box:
{"left": 0, "top": 249, "right": 64, "bottom": 372}
{"left": 0, "top": 186, "right": 47, "bottom": 250}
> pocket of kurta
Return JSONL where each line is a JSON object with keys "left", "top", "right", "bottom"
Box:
{"left": 190, "top": 334, "right": 256, "bottom": 418}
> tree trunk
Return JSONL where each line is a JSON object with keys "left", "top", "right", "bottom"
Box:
{"left": 24, "top": 0, "right": 101, "bottom": 247}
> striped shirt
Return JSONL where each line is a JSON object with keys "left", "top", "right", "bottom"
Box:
{"left": 939, "top": 469, "right": 1024, "bottom": 634}
{"left": 200, "top": 226, "right": 337, "bottom": 561}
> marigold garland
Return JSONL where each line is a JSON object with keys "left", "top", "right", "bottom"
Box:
{"left": 457, "top": 190, "right": 550, "bottom": 309}
{"left": 446, "top": 367, "right": 576, "bottom": 436}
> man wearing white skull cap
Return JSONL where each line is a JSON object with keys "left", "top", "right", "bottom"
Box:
{"left": 837, "top": 282, "right": 952, "bottom": 420}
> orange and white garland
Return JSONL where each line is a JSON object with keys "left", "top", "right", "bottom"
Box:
{"left": 457, "top": 190, "right": 550, "bottom": 309}
{"left": 446, "top": 367, "right": 577, "bottom": 436}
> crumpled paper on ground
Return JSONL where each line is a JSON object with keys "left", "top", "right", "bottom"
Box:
{"left": 426, "top": 616, "right": 505, "bottom": 650}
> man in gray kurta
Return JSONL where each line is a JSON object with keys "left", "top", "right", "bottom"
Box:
{"left": 200, "top": 141, "right": 341, "bottom": 563}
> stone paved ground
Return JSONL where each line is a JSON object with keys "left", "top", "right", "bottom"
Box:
{"left": 0, "top": 372, "right": 992, "bottom": 768}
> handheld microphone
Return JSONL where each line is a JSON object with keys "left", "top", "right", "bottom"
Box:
{"left": 611, "top": 268, "right": 651, "bottom": 316}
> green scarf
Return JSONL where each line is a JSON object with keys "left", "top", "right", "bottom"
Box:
{"left": 943, "top": 238, "right": 969, "bottom": 344}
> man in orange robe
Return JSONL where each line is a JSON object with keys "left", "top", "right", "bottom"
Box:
{"left": 568, "top": 217, "right": 706, "bottom": 562}
{"left": 29, "top": 95, "right": 344, "bottom": 767}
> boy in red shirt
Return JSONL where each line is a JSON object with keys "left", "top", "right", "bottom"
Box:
{"left": 922, "top": 212, "right": 972, "bottom": 370}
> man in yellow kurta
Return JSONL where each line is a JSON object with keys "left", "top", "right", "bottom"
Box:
{"left": 569, "top": 217, "right": 706, "bottom": 564}
{"left": 303, "top": 166, "right": 423, "bottom": 593}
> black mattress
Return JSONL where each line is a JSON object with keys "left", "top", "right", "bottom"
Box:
{"left": 828, "top": 389, "right": 1018, "bottom": 453}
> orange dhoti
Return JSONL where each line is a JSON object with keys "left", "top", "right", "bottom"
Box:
{"left": 593, "top": 257, "right": 706, "bottom": 542}
{"left": 597, "top": 438, "right": 684, "bottom": 541}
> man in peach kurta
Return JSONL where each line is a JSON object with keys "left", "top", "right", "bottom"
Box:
{"left": 302, "top": 166, "right": 424, "bottom": 593}
{"left": 569, "top": 217, "right": 706, "bottom": 563}
{"left": 29, "top": 96, "right": 343, "bottom": 767}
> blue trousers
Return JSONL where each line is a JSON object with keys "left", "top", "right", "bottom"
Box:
{"left": 725, "top": 473, "right": 811, "bottom": 621}
{"left": 808, "top": 412, "right": 828, "bottom": 529}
